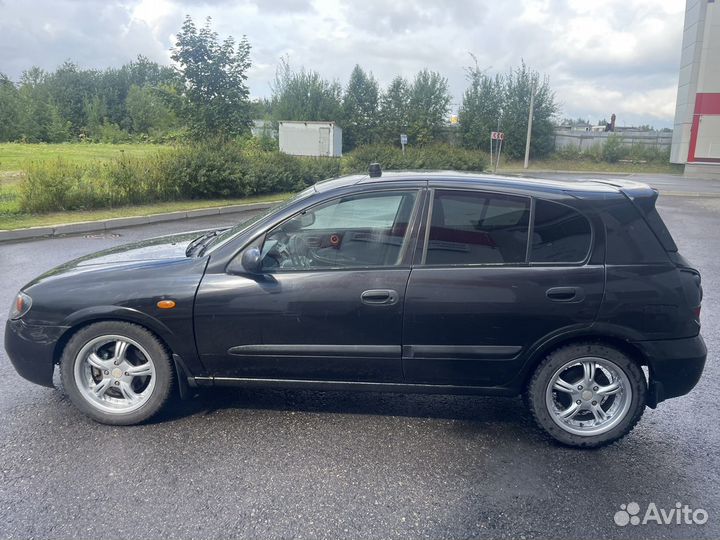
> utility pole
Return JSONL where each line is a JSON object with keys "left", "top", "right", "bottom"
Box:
{"left": 523, "top": 83, "right": 536, "bottom": 169}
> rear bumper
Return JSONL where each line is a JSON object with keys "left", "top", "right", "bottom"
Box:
{"left": 4, "top": 319, "right": 68, "bottom": 388}
{"left": 634, "top": 334, "right": 707, "bottom": 407}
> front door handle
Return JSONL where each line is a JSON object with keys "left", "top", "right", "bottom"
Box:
{"left": 361, "top": 289, "right": 399, "bottom": 306}
{"left": 546, "top": 286, "right": 585, "bottom": 302}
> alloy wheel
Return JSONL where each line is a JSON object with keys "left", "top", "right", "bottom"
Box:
{"left": 544, "top": 356, "right": 632, "bottom": 436}
{"left": 73, "top": 335, "right": 156, "bottom": 414}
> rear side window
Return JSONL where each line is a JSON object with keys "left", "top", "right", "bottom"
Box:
{"left": 531, "top": 200, "right": 592, "bottom": 263}
{"left": 424, "top": 190, "right": 530, "bottom": 265}
{"left": 603, "top": 201, "right": 669, "bottom": 264}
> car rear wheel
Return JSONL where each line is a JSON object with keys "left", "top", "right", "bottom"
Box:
{"left": 60, "top": 321, "right": 174, "bottom": 425}
{"left": 526, "top": 342, "right": 647, "bottom": 448}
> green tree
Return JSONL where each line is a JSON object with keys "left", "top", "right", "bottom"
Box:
{"left": 407, "top": 69, "right": 451, "bottom": 146}
{"left": 270, "top": 57, "right": 342, "bottom": 122}
{"left": 171, "top": 15, "right": 253, "bottom": 138}
{"left": 47, "top": 103, "right": 72, "bottom": 142}
{"left": 45, "top": 61, "right": 98, "bottom": 134}
{"left": 0, "top": 57, "right": 181, "bottom": 142}
{"left": 125, "top": 84, "right": 176, "bottom": 134}
{"left": 378, "top": 76, "right": 410, "bottom": 146}
{"left": 499, "top": 62, "right": 557, "bottom": 160}
{"left": 458, "top": 57, "right": 504, "bottom": 149}
{"left": 17, "top": 68, "right": 54, "bottom": 142}
{"left": 503, "top": 62, "right": 558, "bottom": 159}
{"left": 92, "top": 56, "right": 179, "bottom": 131}
{"left": 249, "top": 98, "right": 272, "bottom": 119}
{"left": 0, "top": 74, "right": 21, "bottom": 141}
{"left": 341, "top": 65, "right": 379, "bottom": 151}
{"left": 459, "top": 60, "right": 557, "bottom": 160}
{"left": 83, "top": 95, "right": 107, "bottom": 139}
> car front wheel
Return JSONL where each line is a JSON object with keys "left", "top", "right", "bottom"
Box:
{"left": 526, "top": 342, "right": 647, "bottom": 448}
{"left": 60, "top": 321, "right": 174, "bottom": 425}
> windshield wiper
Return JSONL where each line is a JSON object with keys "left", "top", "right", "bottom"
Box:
{"left": 185, "top": 231, "right": 217, "bottom": 257}
{"left": 196, "top": 233, "right": 220, "bottom": 257}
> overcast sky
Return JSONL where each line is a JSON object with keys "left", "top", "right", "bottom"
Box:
{"left": 0, "top": 0, "right": 686, "bottom": 128}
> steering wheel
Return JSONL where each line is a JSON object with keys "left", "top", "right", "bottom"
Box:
{"left": 286, "top": 235, "right": 309, "bottom": 267}
{"left": 268, "top": 231, "right": 310, "bottom": 268}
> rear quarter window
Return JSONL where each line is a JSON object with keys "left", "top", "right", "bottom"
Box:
{"left": 603, "top": 201, "right": 669, "bottom": 264}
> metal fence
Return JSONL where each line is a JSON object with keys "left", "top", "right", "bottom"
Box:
{"left": 553, "top": 130, "right": 672, "bottom": 151}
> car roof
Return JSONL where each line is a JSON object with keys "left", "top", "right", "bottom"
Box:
{"left": 312, "top": 170, "right": 652, "bottom": 198}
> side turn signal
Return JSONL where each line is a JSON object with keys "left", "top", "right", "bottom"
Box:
{"left": 156, "top": 300, "right": 176, "bottom": 309}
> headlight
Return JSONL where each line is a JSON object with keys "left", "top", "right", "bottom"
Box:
{"left": 9, "top": 292, "right": 32, "bottom": 320}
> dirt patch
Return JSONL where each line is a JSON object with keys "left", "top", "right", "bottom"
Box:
{"left": 0, "top": 171, "right": 24, "bottom": 186}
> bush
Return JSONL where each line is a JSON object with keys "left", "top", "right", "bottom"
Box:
{"left": 626, "top": 144, "right": 670, "bottom": 164}
{"left": 553, "top": 144, "right": 586, "bottom": 162}
{"left": 102, "top": 152, "right": 169, "bottom": 205}
{"left": 164, "top": 143, "right": 250, "bottom": 198}
{"left": 98, "top": 121, "right": 132, "bottom": 144}
{"left": 552, "top": 137, "right": 670, "bottom": 165}
{"left": 344, "top": 143, "right": 487, "bottom": 173}
{"left": 20, "top": 159, "right": 106, "bottom": 212}
{"left": 602, "top": 134, "right": 626, "bottom": 163}
{"left": 18, "top": 141, "right": 487, "bottom": 214}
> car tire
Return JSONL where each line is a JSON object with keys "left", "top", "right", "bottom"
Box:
{"left": 526, "top": 342, "right": 647, "bottom": 448}
{"left": 60, "top": 321, "right": 174, "bottom": 425}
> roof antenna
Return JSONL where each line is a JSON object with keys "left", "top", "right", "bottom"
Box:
{"left": 368, "top": 163, "right": 382, "bottom": 178}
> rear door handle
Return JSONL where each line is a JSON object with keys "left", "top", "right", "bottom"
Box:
{"left": 546, "top": 286, "right": 585, "bottom": 302}
{"left": 361, "top": 289, "right": 399, "bottom": 306}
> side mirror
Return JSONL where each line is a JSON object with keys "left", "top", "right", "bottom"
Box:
{"left": 240, "top": 247, "right": 263, "bottom": 274}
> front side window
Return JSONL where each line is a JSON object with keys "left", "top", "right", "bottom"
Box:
{"left": 260, "top": 190, "right": 418, "bottom": 271}
{"left": 530, "top": 200, "right": 592, "bottom": 263}
{"left": 424, "top": 190, "right": 530, "bottom": 265}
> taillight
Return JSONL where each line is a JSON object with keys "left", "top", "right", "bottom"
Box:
{"left": 678, "top": 267, "right": 702, "bottom": 325}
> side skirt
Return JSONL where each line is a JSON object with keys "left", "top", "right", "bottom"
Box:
{"left": 192, "top": 376, "right": 518, "bottom": 397}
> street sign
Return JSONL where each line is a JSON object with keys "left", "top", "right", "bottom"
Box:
{"left": 400, "top": 134, "right": 408, "bottom": 145}
{"left": 490, "top": 131, "right": 505, "bottom": 173}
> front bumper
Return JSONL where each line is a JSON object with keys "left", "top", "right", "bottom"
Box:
{"left": 4, "top": 319, "right": 68, "bottom": 388}
{"left": 634, "top": 334, "right": 707, "bottom": 408}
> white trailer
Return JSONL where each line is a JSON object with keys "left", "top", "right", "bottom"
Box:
{"left": 278, "top": 121, "right": 342, "bottom": 157}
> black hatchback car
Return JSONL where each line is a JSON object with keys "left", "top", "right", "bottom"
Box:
{"left": 5, "top": 170, "right": 706, "bottom": 447}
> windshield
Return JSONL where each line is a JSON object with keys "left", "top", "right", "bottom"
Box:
{"left": 204, "top": 187, "right": 317, "bottom": 254}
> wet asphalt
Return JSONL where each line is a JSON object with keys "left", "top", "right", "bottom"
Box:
{"left": 0, "top": 188, "right": 718, "bottom": 539}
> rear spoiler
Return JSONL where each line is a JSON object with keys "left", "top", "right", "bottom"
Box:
{"left": 580, "top": 179, "right": 679, "bottom": 252}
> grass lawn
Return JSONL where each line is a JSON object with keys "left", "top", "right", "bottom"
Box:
{"left": 0, "top": 193, "right": 292, "bottom": 231}
{"left": 0, "top": 142, "right": 169, "bottom": 174}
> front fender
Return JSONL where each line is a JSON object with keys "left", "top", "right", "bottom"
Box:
{"left": 57, "top": 305, "right": 207, "bottom": 377}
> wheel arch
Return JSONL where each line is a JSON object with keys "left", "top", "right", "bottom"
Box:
{"left": 53, "top": 307, "right": 178, "bottom": 367}
{"left": 518, "top": 331, "right": 649, "bottom": 389}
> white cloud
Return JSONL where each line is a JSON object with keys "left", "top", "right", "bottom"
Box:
{"left": 0, "top": 0, "right": 688, "bottom": 127}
